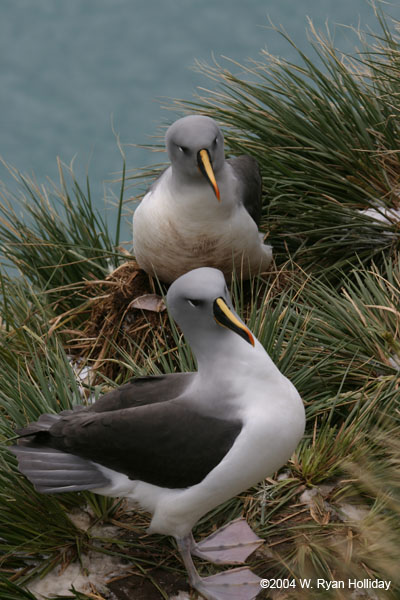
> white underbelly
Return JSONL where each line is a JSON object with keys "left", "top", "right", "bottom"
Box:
{"left": 133, "top": 207, "right": 271, "bottom": 282}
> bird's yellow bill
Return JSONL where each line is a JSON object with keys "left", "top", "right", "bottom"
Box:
{"left": 197, "top": 149, "right": 220, "bottom": 201}
{"left": 213, "top": 297, "right": 255, "bottom": 346}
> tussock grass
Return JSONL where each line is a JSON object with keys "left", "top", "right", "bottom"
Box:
{"left": 0, "top": 159, "right": 126, "bottom": 315}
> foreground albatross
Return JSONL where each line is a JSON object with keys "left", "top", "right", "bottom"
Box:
{"left": 132, "top": 115, "right": 273, "bottom": 283}
{"left": 11, "top": 267, "right": 305, "bottom": 600}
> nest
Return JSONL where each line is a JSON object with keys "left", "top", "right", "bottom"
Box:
{"left": 63, "top": 260, "right": 173, "bottom": 381}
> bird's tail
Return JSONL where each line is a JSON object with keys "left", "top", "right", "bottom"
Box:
{"left": 9, "top": 413, "right": 109, "bottom": 494}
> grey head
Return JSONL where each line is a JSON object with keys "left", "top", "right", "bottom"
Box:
{"left": 166, "top": 267, "right": 255, "bottom": 355}
{"left": 165, "top": 115, "right": 225, "bottom": 199}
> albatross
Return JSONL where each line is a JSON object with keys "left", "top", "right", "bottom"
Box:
{"left": 132, "top": 115, "right": 273, "bottom": 283}
{"left": 10, "top": 267, "right": 305, "bottom": 600}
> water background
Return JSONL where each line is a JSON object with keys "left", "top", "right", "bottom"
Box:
{"left": 1, "top": 0, "right": 400, "bottom": 245}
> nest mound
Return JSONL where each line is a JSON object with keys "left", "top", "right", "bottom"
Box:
{"left": 65, "top": 260, "right": 172, "bottom": 381}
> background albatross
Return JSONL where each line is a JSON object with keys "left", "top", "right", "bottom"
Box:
{"left": 11, "top": 267, "right": 305, "bottom": 600}
{"left": 132, "top": 115, "right": 273, "bottom": 283}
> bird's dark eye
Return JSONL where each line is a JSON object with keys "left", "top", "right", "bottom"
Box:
{"left": 213, "top": 137, "right": 218, "bottom": 147}
{"left": 187, "top": 298, "right": 201, "bottom": 308}
{"left": 178, "top": 145, "right": 188, "bottom": 153}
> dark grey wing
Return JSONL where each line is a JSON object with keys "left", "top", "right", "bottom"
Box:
{"left": 227, "top": 155, "right": 262, "bottom": 226}
{"left": 89, "top": 372, "right": 195, "bottom": 413}
{"left": 12, "top": 400, "right": 242, "bottom": 490}
{"left": 10, "top": 373, "right": 196, "bottom": 493}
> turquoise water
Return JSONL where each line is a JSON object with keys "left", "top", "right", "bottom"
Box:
{"left": 1, "top": 0, "right": 399, "bottom": 243}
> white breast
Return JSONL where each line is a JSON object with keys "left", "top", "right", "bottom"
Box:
{"left": 132, "top": 168, "right": 272, "bottom": 282}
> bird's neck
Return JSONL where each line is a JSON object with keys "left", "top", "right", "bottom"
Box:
{"left": 192, "top": 333, "right": 274, "bottom": 386}
{"left": 169, "top": 165, "right": 235, "bottom": 213}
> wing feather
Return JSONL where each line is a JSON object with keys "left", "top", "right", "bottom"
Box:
{"left": 89, "top": 372, "right": 194, "bottom": 413}
{"left": 46, "top": 400, "right": 242, "bottom": 488}
{"left": 11, "top": 373, "right": 242, "bottom": 491}
{"left": 227, "top": 155, "right": 262, "bottom": 226}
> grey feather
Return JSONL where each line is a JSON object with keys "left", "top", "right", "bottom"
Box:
{"left": 88, "top": 373, "right": 194, "bottom": 413}
{"left": 10, "top": 444, "right": 109, "bottom": 493}
{"left": 11, "top": 410, "right": 109, "bottom": 493}
{"left": 227, "top": 155, "right": 262, "bottom": 226}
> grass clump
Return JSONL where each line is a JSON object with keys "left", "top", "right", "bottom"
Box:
{"left": 0, "top": 159, "right": 126, "bottom": 315}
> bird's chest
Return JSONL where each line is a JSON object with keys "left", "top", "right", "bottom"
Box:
{"left": 213, "top": 409, "right": 303, "bottom": 505}
{"left": 164, "top": 213, "right": 228, "bottom": 255}
{"left": 132, "top": 178, "right": 256, "bottom": 281}
{"left": 137, "top": 192, "right": 249, "bottom": 250}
